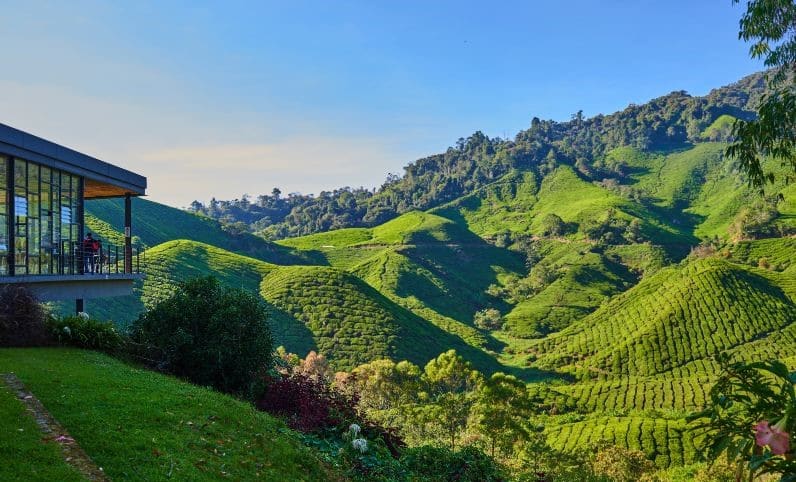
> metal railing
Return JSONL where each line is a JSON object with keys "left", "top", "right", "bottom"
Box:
{"left": 76, "top": 240, "right": 145, "bottom": 275}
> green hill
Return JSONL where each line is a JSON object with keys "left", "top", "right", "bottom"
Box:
{"left": 261, "top": 265, "right": 502, "bottom": 372}
{"left": 531, "top": 257, "right": 796, "bottom": 378}
{"left": 92, "top": 238, "right": 502, "bottom": 373}
{"left": 87, "top": 198, "right": 314, "bottom": 265}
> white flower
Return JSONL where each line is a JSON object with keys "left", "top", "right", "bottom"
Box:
{"left": 349, "top": 423, "right": 361, "bottom": 436}
{"left": 351, "top": 438, "right": 368, "bottom": 453}
{"left": 77, "top": 312, "right": 89, "bottom": 320}
{"left": 63, "top": 326, "right": 71, "bottom": 336}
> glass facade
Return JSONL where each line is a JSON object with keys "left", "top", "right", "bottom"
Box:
{"left": 0, "top": 158, "right": 7, "bottom": 275}
{"left": 1, "top": 156, "right": 82, "bottom": 276}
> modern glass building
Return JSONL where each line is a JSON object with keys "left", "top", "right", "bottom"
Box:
{"left": 0, "top": 123, "right": 146, "bottom": 310}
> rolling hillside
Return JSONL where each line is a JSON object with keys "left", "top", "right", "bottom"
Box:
{"left": 79, "top": 71, "right": 796, "bottom": 468}
{"left": 531, "top": 257, "right": 796, "bottom": 379}
{"left": 86, "top": 198, "right": 316, "bottom": 265}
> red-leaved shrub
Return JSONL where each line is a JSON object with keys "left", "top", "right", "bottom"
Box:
{"left": 256, "top": 373, "right": 355, "bottom": 433}
{"left": 255, "top": 372, "right": 406, "bottom": 456}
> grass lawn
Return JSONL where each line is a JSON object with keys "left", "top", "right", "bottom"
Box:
{"left": 0, "top": 383, "right": 85, "bottom": 481}
{"left": 0, "top": 348, "right": 338, "bottom": 481}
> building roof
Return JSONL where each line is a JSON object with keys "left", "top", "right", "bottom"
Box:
{"left": 0, "top": 123, "right": 147, "bottom": 198}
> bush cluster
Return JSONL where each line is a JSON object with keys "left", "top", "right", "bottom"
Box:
{"left": 0, "top": 285, "right": 49, "bottom": 347}
{"left": 130, "top": 276, "right": 274, "bottom": 396}
{"left": 401, "top": 445, "right": 505, "bottom": 482}
{"left": 256, "top": 372, "right": 354, "bottom": 433}
{"left": 47, "top": 315, "right": 123, "bottom": 352}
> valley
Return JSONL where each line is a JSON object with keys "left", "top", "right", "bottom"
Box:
{"left": 70, "top": 72, "right": 796, "bottom": 471}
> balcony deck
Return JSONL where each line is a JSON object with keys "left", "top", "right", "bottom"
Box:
{"left": 0, "top": 273, "right": 144, "bottom": 301}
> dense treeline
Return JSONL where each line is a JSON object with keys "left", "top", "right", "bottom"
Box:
{"left": 189, "top": 72, "right": 767, "bottom": 239}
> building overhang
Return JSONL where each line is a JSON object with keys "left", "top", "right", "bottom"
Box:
{"left": 0, "top": 274, "right": 144, "bottom": 301}
{"left": 0, "top": 123, "right": 146, "bottom": 198}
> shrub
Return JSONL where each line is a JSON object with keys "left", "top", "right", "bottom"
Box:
{"left": 401, "top": 445, "right": 505, "bottom": 482}
{"left": 129, "top": 276, "right": 273, "bottom": 396}
{"left": 473, "top": 308, "right": 504, "bottom": 330}
{"left": 47, "top": 316, "right": 123, "bottom": 352}
{"left": 337, "top": 423, "right": 406, "bottom": 481}
{"left": 256, "top": 372, "right": 355, "bottom": 433}
{"left": 540, "top": 213, "right": 567, "bottom": 237}
{"left": 691, "top": 461, "right": 737, "bottom": 482}
{"left": 0, "top": 285, "right": 49, "bottom": 347}
{"left": 591, "top": 445, "right": 656, "bottom": 482}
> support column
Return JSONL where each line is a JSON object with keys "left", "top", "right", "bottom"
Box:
{"left": 77, "top": 177, "right": 85, "bottom": 275}
{"left": 124, "top": 193, "right": 132, "bottom": 273}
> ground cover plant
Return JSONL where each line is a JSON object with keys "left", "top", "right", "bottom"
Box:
{"left": 47, "top": 315, "right": 123, "bottom": 352}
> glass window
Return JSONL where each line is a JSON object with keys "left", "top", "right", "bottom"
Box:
{"left": 5, "top": 157, "right": 82, "bottom": 276}
{"left": 0, "top": 156, "right": 7, "bottom": 276}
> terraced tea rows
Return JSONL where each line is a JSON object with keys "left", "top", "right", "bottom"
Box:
{"left": 260, "top": 265, "right": 501, "bottom": 371}
{"left": 556, "top": 376, "right": 713, "bottom": 412}
{"left": 546, "top": 416, "right": 698, "bottom": 468}
{"left": 533, "top": 259, "right": 796, "bottom": 378}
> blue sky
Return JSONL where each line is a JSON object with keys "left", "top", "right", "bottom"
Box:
{"left": 1, "top": 1, "right": 762, "bottom": 207}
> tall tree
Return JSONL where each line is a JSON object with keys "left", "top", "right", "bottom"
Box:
{"left": 727, "top": 0, "right": 796, "bottom": 189}
{"left": 419, "top": 350, "right": 483, "bottom": 449}
{"left": 472, "top": 373, "right": 537, "bottom": 459}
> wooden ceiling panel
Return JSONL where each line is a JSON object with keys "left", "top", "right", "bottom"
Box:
{"left": 84, "top": 179, "right": 137, "bottom": 199}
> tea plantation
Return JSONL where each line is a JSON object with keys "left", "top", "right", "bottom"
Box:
{"left": 83, "top": 136, "right": 796, "bottom": 470}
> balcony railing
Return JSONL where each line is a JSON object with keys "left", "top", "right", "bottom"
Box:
{"left": 76, "top": 240, "right": 145, "bottom": 275}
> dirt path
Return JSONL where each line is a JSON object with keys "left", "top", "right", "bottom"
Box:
{"left": 2, "top": 373, "right": 110, "bottom": 481}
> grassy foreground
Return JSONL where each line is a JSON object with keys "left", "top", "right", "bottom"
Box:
{"left": 0, "top": 348, "right": 337, "bottom": 481}
{"left": 0, "top": 383, "right": 84, "bottom": 481}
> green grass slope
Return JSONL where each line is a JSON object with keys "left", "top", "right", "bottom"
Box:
{"left": 435, "top": 166, "right": 691, "bottom": 248}
{"left": 0, "top": 348, "right": 336, "bottom": 481}
{"left": 504, "top": 241, "right": 641, "bottom": 338}
{"left": 0, "top": 384, "right": 84, "bottom": 481}
{"left": 431, "top": 170, "right": 540, "bottom": 238}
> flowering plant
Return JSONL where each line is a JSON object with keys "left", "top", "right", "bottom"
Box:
{"left": 689, "top": 357, "right": 796, "bottom": 480}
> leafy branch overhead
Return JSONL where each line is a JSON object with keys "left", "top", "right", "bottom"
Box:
{"left": 728, "top": 0, "right": 796, "bottom": 189}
